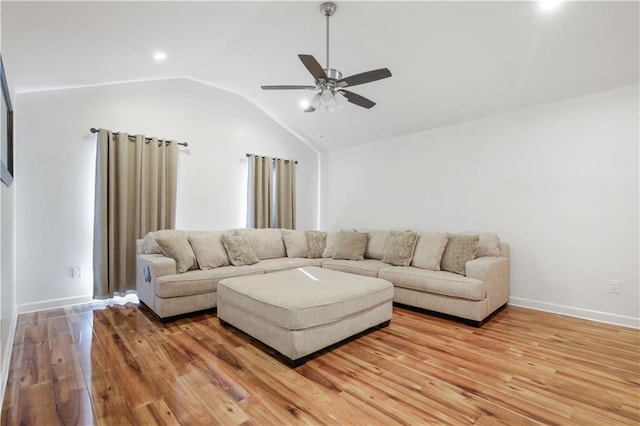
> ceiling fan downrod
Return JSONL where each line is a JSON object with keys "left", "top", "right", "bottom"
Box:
{"left": 320, "top": 2, "right": 337, "bottom": 71}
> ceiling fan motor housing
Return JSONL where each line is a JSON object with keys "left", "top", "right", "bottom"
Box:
{"left": 323, "top": 69, "right": 343, "bottom": 86}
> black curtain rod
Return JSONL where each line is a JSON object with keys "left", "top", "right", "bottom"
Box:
{"left": 90, "top": 128, "right": 188, "bottom": 147}
{"left": 246, "top": 153, "right": 298, "bottom": 164}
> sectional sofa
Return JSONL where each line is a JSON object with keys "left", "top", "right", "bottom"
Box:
{"left": 136, "top": 228, "right": 509, "bottom": 325}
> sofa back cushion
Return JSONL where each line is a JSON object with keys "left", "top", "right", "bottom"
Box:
{"left": 411, "top": 232, "right": 449, "bottom": 271}
{"left": 364, "top": 231, "right": 388, "bottom": 260}
{"left": 153, "top": 230, "right": 198, "bottom": 273}
{"left": 440, "top": 234, "right": 479, "bottom": 276}
{"left": 477, "top": 233, "right": 502, "bottom": 257}
{"left": 221, "top": 231, "right": 260, "bottom": 266}
{"left": 382, "top": 230, "right": 418, "bottom": 266}
{"left": 332, "top": 231, "right": 368, "bottom": 261}
{"left": 305, "top": 231, "right": 327, "bottom": 258}
{"left": 322, "top": 231, "right": 338, "bottom": 258}
{"left": 143, "top": 232, "right": 164, "bottom": 254}
{"left": 187, "top": 231, "right": 231, "bottom": 269}
{"left": 282, "top": 230, "right": 308, "bottom": 258}
{"left": 236, "top": 228, "right": 286, "bottom": 260}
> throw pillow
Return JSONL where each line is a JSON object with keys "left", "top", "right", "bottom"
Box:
{"left": 154, "top": 231, "right": 198, "bottom": 273}
{"left": 187, "top": 231, "right": 230, "bottom": 269}
{"left": 282, "top": 230, "right": 308, "bottom": 258}
{"left": 305, "top": 231, "right": 327, "bottom": 258}
{"left": 477, "top": 233, "right": 502, "bottom": 257}
{"left": 332, "top": 231, "right": 368, "bottom": 261}
{"left": 221, "top": 231, "right": 260, "bottom": 266}
{"left": 382, "top": 230, "right": 419, "bottom": 266}
{"left": 364, "top": 230, "right": 389, "bottom": 260}
{"left": 322, "top": 231, "right": 338, "bottom": 258}
{"left": 440, "top": 234, "right": 479, "bottom": 276}
{"left": 143, "top": 232, "right": 164, "bottom": 254}
{"left": 411, "top": 232, "right": 449, "bottom": 271}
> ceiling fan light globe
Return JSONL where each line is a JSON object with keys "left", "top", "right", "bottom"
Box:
{"left": 335, "top": 91, "right": 348, "bottom": 107}
{"left": 321, "top": 88, "right": 333, "bottom": 104}
{"left": 310, "top": 92, "right": 321, "bottom": 108}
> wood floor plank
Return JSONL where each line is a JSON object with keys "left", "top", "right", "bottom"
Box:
{"left": 87, "top": 369, "right": 137, "bottom": 425}
{"left": 131, "top": 399, "right": 180, "bottom": 426}
{"left": 2, "top": 302, "right": 638, "bottom": 425}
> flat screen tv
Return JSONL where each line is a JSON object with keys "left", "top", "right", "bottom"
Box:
{"left": 0, "top": 54, "right": 13, "bottom": 187}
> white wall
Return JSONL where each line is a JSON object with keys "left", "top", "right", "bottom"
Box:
{"left": 0, "top": 0, "right": 18, "bottom": 402}
{"left": 323, "top": 84, "right": 639, "bottom": 327}
{"left": 15, "top": 78, "right": 318, "bottom": 310}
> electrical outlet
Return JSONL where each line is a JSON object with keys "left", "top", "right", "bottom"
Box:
{"left": 72, "top": 266, "right": 81, "bottom": 279}
{"left": 608, "top": 279, "right": 620, "bottom": 294}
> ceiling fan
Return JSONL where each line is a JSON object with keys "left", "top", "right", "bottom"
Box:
{"left": 261, "top": 2, "right": 392, "bottom": 112}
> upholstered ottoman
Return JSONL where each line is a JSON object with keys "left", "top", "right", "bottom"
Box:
{"left": 217, "top": 266, "right": 393, "bottom": 366}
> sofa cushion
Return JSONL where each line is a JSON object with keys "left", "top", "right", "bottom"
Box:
{"left": 188, "top": 231, "right": 230, "bottom": 269}
{"left": 379, "top": 266, "right": 486, "bottom": 301}
{"left": 143, "top": 232, "right": 164, "bottom": 254}
{"left": 153, "top": 230, "right": 198, "bottom": 273}
{"left": 322, "top": 231, "right": 338, "bottom": 258}
{"left": 478, "top": 233, "right": 502, "bottom": 257}
{"left": 364, "top": 231, "right": 388, "bottom": 260}
{"left": 236, "top": 228, "right": 286, "bottom": 260}
{"left": 411, "top": 232, "right": 449, "bottom": 271}
{"left": 259, "top": 257, "right": 323, "bottom": 273}
{"left": 382, "top": 231, "right": 418, "bottom": 266}
{"left": 321, "top": 259, "right": 389, "bottom": 278}
{"left": 221, "top": 231, "right": 260, "bottom": 266}
{"left": 332, "top": 231, "right": 368, "bottom": 261}
{"left": 156, "top": 265, "right": 264, "bottom": 298}
{"left": 305, "top": 231, "right": 327, "bottom": 258}
{"left": 282, "top": 230, "right": 308, "bottom": 258}
{"left": 440, "top": 234, "right": 479, "bottom": 276}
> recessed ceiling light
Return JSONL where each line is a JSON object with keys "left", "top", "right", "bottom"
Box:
{"left": 153, "top": 51, "right": 168, "bottom": 61}
{"left": 299, "top": 99, "right": 310, "bottom": 109}
{"left": 540, "top": 0, "right": 563, "bottom": 11}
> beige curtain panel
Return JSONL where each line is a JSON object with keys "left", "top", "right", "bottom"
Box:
{"left": 93, "top": 129, "right": 178, "bottom": 298}
{"left": 274, "top": 158, "right": 296, "bottom": 229}
{"left": 246, "top": 155, "right": 296, "bottom": 229}
{"left": 247, "top": 155, "right": 273, "bottom": 228}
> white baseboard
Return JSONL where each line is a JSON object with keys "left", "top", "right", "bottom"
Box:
{"left": 0, "top": 312, "right": 18, "bottom": 409}
{"left": 509, "top": 296, "right": 639, "bottom": 329}
{"left": 17, "top": 294, "right": 94, "bottom": 314}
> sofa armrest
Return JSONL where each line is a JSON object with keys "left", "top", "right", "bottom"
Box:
{"left": 136, "top": 254, "right": 177, "bottom": 309}
{"left": 466, "top": 256, "right": 510, "bottom": 314}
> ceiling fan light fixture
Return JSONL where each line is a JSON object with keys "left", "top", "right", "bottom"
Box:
{"left": 321, "top": 88, "right": 334, "bottom": 104}
{"left": 334, "top": 91, "right": 348, "bottom": 107}
{"left": 310, "top": 92, "right": 322, "bottom": 109}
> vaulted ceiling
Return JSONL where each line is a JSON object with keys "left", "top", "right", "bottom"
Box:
{"left": 2, "top": 1, "right": 638, "bottom": 150}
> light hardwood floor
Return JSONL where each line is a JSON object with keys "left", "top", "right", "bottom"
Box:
{"left": 1, "top": 301, "right": 638, "bottom": 425}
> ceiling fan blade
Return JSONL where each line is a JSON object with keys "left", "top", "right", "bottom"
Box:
{"left": 298, "top": 54, "right": 328, "bottom": 82}
{"left": 304, "top": 105, "right": 316, "bottom": 113}
{"left": 261, "top": 85, "right": 317, "bottom": 90}
{"left": 339, "top": 90, "right": 376, "bottom": 109}
{"left": 337, "top": 68, "right": 392, "bottom": 88}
